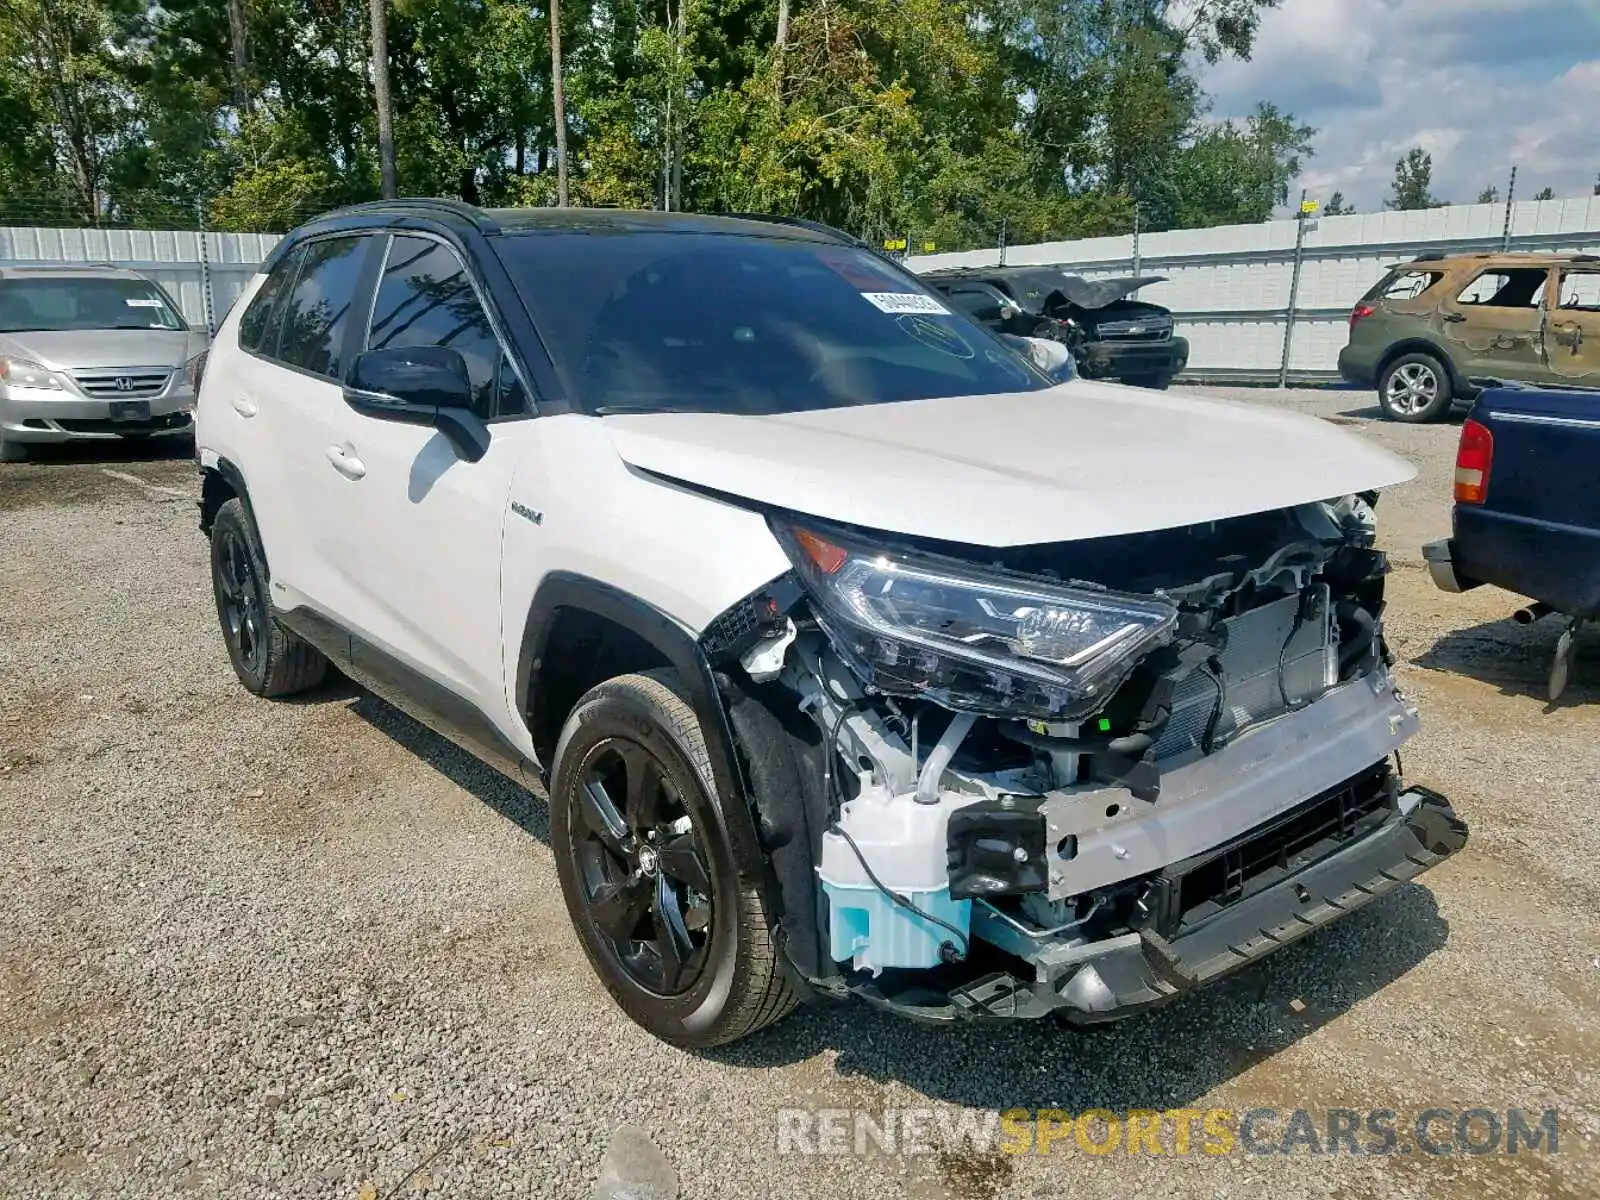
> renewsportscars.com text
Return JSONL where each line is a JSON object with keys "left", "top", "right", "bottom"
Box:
{"left": 776, "top": 1107, "right": 1560, "bottom": 1158}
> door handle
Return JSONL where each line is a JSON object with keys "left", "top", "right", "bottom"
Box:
{"left": 325, "top": 445, "right": 367, "bottom": 480}
{"left": 231, "top": 395, "right": 259, "bottom": 417}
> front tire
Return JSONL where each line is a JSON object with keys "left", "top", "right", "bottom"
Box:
{"left": 1122, "top": 373, "right": 1172, "bottom": 390}
{"left": 0, "top": 439, "right": 27, "bottom": 462}
{"left": 1378, "top": 352, "right": 1453, "bottom": 422}
{"left": 209, "top": 498, "right": 327, "bottom": 697}
{"left": 550, "top": 670, "right": 797, "bottom": 1047}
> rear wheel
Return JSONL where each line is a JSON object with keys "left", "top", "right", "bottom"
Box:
{"left": 209, "top": 498, "right": 327, "bottom": 697}
{"left": 1378, "top": 352, "right": 1453, "bottom": 422}
{"left": 550, "top": 669, "right": 797, "bottom": 1047}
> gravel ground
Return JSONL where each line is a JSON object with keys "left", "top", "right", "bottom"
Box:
{"left": 1, "top": 388, "right": 1597, "bottom": 1199}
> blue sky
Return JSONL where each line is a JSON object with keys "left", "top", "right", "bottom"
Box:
{"left": 1200, "top": 0, "right": 1600, "bottom": 212}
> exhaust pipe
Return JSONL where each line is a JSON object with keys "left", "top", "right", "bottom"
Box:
{"left": 1513, "top": 602, "right": 1555, "bottom": 625}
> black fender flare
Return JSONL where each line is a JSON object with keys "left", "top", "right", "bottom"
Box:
{"left": 517, "top": 573, "right": 770, "bottom": 890}
{"left": 199, "top": 454, "right": 255, "bottom": 535}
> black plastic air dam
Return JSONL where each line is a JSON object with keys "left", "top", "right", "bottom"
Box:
{"left": 850, "top": 786, "right": 1467, "bottom": 1024}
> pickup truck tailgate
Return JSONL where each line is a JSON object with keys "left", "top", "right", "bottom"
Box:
{"left": 1451, "top": 384, "right": 1600, "bottom": 615}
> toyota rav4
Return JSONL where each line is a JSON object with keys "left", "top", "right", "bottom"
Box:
{"left": 196, "top": 200, "right": 1467, "bottom": 1047}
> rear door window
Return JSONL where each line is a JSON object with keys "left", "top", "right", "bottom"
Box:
{"left": 1454, "top": 268, "right": 1549, "bottom": 308}
{"left": 276, "top": 236, "right": 374, "bottom": 379}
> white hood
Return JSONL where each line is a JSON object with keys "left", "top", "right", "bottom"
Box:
{"left": 602, "top": 379, "right": 1415, "bottom": 547}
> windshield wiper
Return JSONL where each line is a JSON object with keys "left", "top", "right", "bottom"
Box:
{"left": 593, "top": 403, "right": 683, "bottom": 415}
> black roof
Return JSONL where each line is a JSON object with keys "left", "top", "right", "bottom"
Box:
{"left": 292, "top": 198, "right": 854, "bottom": 244}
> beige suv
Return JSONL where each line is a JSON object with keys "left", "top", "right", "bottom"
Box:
{"left": 1338, "top": 251, "right": 1600, "bottom": 421}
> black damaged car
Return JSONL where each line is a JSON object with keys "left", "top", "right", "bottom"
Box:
{"left": 921, "top": 266, "right": 1189, "bottom": 390}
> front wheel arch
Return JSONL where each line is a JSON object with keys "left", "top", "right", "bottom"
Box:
{"left": 516, "top": 574, "right": 770, "bottom": 890}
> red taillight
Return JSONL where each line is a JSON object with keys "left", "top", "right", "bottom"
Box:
{"left": 1454, "top": 418, "right": 1494, "bottom": 504}
{"left": 1350, "top": 303, "right": 1375, "bottom": 329}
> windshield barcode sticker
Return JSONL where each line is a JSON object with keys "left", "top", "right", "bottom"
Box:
{"left": 861, "top": 292, "right": 949, "bottom": 315}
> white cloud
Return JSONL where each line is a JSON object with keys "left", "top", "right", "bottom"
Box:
{"left": 1200, "top": 0, "right": 1600, "bottom": 211}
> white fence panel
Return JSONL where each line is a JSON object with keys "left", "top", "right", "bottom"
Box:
{"left": 0, "top": 227, "right": 283, "bottom": 332}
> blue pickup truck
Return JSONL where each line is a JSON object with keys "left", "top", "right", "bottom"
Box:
{"left": 1423, "top": 381, "right": 1598, "bottom": 699}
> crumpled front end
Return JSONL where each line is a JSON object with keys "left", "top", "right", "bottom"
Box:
{"left": 703, "top": 495, "right": 1467, "bottom": 1024}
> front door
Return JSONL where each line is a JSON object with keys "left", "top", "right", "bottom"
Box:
{"left": 321, "top": 233, "right": 539, "bottom": 743}
{"left": 1441, "top": 264, "right": 1555, "bottom": 384}
{"left": 1546, "top": 267, "right": 1600, "bottom": 383}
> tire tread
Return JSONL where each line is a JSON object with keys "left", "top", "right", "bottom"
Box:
{"left": 557, "top": 669, "right": 797, "bottom": 1046}
{"left": 212, "top": 498, "right": 327, "bottom": 698}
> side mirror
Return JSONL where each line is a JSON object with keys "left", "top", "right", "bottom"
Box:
{"left": 343, "top": 346, "right": 489, "bottom": 462}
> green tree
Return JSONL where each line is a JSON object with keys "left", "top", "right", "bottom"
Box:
{"left": 1477, "top": 185, "right": 1498, "bottom": 204}
{"left": 1386, "top": 146, "right": 1444, "bottom": 210}
{"left": 1533, "top": 185, "right": 1555, "bottom": 201}
{"left": 1323, "top": 190, "right": 1353, "bottom": 215}
{"left": 1162, "top": 102, "right": 1314, "bottom": 228}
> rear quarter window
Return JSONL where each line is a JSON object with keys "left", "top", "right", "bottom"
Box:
{"left": 1364, "top": 270, "right": 1443, "bottom": 303}
{"left": 237, "top": 251, "right": 302, "bottom": 354}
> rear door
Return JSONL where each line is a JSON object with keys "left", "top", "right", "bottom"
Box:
{"left": 1442, "top": 265, "right": 1556, "bottom": 383}
{"left": 1546, "top": 266, "right": 1600, "bottom": 383}
{"left": 248, "top": 233, "right": 384, "bottom": 621}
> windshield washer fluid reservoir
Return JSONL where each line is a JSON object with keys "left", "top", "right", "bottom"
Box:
{"left": 818, "top": 774, "right": 972, "bottom": 975}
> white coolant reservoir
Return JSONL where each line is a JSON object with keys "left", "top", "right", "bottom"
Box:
{"left": 817, "top": 774, "right": 972, "bottom": 975}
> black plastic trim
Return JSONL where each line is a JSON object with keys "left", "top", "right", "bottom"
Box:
{"left": 516, "top": 572, "right": 770, "bottom": 886}
{"left": 277, "top": 607, "right": 534, "bottom": 784}
{"left": 198, "top": 454, "right": 255, "bottom": 535}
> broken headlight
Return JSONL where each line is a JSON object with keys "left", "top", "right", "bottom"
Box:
{"left": 773, "top": 521, "right": 1177, "bottom": 719}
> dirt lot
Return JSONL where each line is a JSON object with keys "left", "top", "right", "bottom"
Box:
{"left": 1, "top": 388, "right": 1597, "bottom": 1199}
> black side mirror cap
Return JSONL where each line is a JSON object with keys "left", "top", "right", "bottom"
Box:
{"left": 344, "top": 346, "right": 490, "bottom": 462}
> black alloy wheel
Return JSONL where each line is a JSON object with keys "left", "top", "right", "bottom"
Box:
{"left": 550, "top": 670, "right": 797, "bottom": 1046}
{"left": 570, "top": 737, "right": 715, "bottom": 996}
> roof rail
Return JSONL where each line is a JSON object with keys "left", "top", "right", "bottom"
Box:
{"left": 313, "top": 197, "right": 501, "bottom": 234}
{"left": 720, "top": 213, "right": 863, "bottom": 246}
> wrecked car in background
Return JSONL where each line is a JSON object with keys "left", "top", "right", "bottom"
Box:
{"left": 921, "top": 266, "right": 1189, "bottom": 389}
{"left": 1340, "top": 251, "right": 1600, "bottom": 422}
{"left": 196, "top": 201, "right": 1465, "bottom": 1048}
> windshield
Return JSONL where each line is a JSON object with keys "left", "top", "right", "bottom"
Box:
{"left": 494, "top": 231, "right": 1048, "bottom": 415}
{"left": 0, "top": 277, "right": 186, "bottom": 333}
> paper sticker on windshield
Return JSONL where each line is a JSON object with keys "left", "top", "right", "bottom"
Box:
{"left": 124, "top": 298, "right": 164, "bottom": 307}
{"left": 861, "top": 292, "right": 949, "bottom": 315}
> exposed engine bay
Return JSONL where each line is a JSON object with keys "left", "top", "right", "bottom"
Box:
{"left": 703, "top": 496, "right": 1467, "bottom": 1023}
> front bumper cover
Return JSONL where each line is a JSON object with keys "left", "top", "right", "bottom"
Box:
{"left": 1, "top": 383, "right": 195, "bottom": 442}
{"left": 850, "top": 785, "right": 1467, "bottom": 1025}
{"left": 1077, "top": 335, "right": 1189, "bottom": 381}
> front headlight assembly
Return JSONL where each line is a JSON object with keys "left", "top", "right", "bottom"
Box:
{"left": 773, "top": 520, "right": 1177, "bottom": 720}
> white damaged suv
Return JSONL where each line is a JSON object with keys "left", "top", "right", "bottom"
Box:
{"left": 195, "top": 201, "right": 1467, "bottom": 1047}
